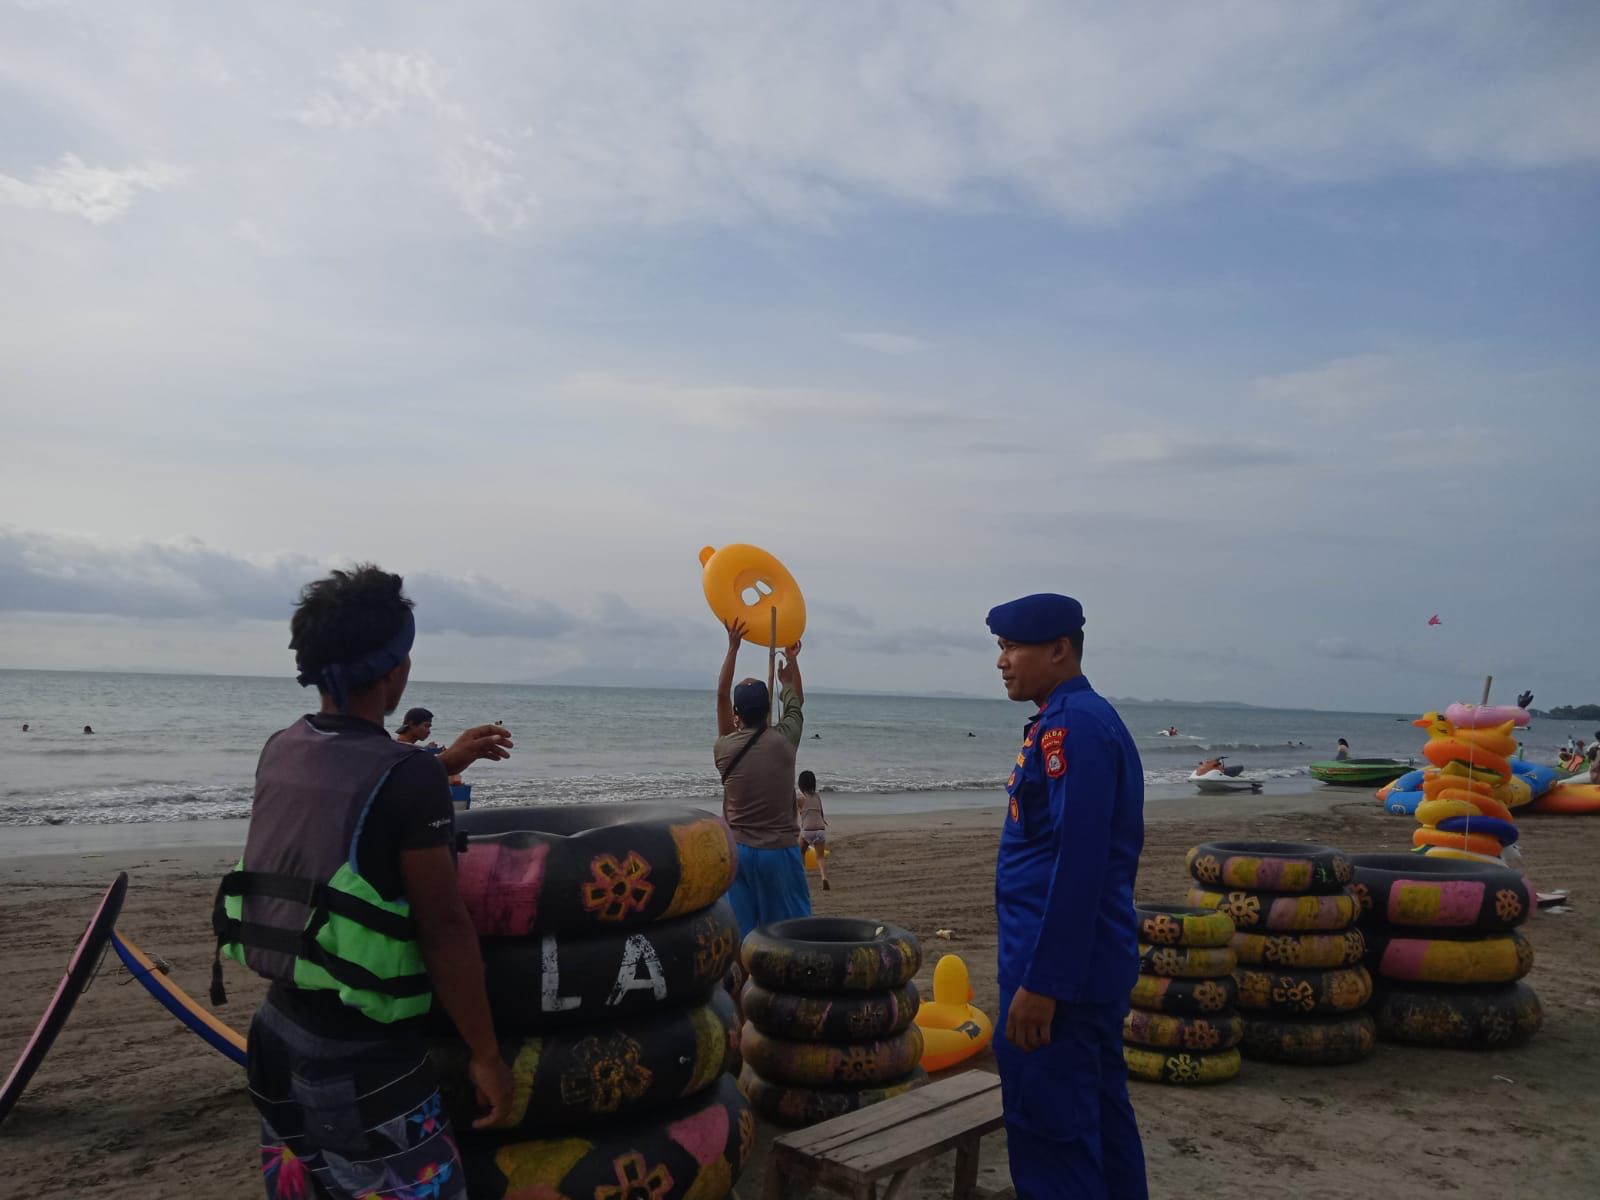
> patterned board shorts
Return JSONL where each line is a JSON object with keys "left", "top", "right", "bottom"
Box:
{"left": 247, "top": 997, "right": 466, "bottom": 1200}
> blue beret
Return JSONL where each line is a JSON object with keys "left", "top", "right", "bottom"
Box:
{"left": 986, "top": 593, "right": 1084, "bottom": 643}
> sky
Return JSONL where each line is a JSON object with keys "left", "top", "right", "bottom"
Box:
{"left": 2, "top": 1, "right": 1598, "bottom": 712}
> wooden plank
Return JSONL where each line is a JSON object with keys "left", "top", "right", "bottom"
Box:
{"left": 775, "top": 1072, "right": 998, "bottom": 1158}
{"left": 830, "top": 1089, "right": 1005, "bottom": 1177}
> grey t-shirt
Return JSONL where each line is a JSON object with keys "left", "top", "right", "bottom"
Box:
{"left": 714, "top": 685, "right": 805, "bottom": 850}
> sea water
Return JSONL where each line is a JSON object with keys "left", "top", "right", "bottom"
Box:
{"left": 0, "top": 669, "right": 1446, "bottom": 827}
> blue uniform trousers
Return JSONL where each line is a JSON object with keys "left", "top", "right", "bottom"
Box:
{"left": 993, "top": 989, "right": 1147, "bottom": 1200}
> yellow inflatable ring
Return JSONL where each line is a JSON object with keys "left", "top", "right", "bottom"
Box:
{"left": 1413, "top": 827, "right": 1503, "bottom": 858}
{"left": 1134, "top": 903, "right": 1235, "bottom": 948}
{"left": 1365, "top": 929, "right": 1533, "bottom": 985}
{"left": 1423, "top": 772, "right": 1494, "bottom": 800}
{"left": 699, "top": 544, "right": 806, "bottom": 646}
{"left": 1230, "top": 929, "right": 1366, "bottom": 969}
{"left": 914, "top": 955, "right": 994, "bottom": 1073}
{"left": 1137, "top": 943, "right": 1237, "bottom": 979}
{"left": 1423, "top": 846, "right": 1505, "bottom": 865}
{"left": 1416, "top": 796, "right": 1514, "bottom": 826}
{"left": 1123, "top": 1009, "right": 1243, "bottom": 1053}
{"left": 1122, "top": 1045, "right": 1240, "bottom": 1086}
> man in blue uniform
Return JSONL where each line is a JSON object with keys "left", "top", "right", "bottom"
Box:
{"left": 988, "top": 593, "right": 1147, "bottom": 1200}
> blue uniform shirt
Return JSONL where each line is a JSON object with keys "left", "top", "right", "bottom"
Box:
{"left": 996, "top": 675, "right": 1144, "bottom": 1003}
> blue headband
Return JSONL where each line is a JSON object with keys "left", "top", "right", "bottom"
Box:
{"left": 296, "top": 610, "right": 415, "bottom": 711}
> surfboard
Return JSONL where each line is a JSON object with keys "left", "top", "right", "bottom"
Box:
{"left": 0, "top": 872, "right": 129, "bottom": 1125}
{"left": 110, "top": 929, "right": 247, "bottom": 1067}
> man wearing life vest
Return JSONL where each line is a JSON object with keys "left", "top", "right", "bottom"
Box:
{"left": 213, "top": 566, "right": 514, "bottom": 1200}
{"left": 988, "top": 593, "right": 1147, "bottom": 1200}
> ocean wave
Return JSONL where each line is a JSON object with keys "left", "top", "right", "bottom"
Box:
{"left": 0, "top": 762, "right": 1321, "bottom": 825}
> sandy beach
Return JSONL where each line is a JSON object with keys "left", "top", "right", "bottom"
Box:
{"left": 3, "top": 788, "right": 1597, "bottom": 1199}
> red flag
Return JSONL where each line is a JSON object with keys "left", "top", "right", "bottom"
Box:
{"left": 1427, "top": 614, "right": 1442, "bottom": 626}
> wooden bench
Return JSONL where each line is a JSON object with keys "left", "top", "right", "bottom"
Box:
{"left": 762, "top": 1071, "right": 1009, "bottom": 1200}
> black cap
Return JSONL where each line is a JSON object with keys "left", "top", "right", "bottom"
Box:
{"left": 732, "top": 680, "right": 769, "bottom": 720}
{"left": 400, "top": 707, "right": 434, "bottom": 729}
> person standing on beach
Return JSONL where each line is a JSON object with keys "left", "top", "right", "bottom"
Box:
{"left": 714, "top": 617, "right": 809, "bottom": 937}
{"left": 796, "top": 769, "right": 830, "bottom": 891}
{"left": 988, "top": 593, "right": 1147, "bottom": 1200}
{"left": 213, "top": 565, "right": 514, "bottom": 1200}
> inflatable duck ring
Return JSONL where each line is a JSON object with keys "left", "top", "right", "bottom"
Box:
{"left": 699, "top": 544, "right": 806, "bottom": 646}
{"left": 915, "top": 954, "right": 993, "bottom": 1072}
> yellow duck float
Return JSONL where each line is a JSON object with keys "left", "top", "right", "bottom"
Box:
{"left": 914, "top": 954, "right": 994, "bottom": 1072}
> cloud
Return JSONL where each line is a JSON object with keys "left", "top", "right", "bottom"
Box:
{"left": 559, "top": 372, "right": 969, "bottom": 433}
{"left": 0, "top": 526, "right": 593, "bottom": 639}
{"left": 1091, "top": 432, "right": 1295, "bottom": 469}
{"left": 843, "top": 331, "right": 929, "bottom": 355}
{"left": 0, "top": 154, "right": 184, "bottom": 224}
{"left": 7, "top": 5, "right": 1597, "bottom": 241}
{"left": 1254, "top": 354, "right": 1403, "bottom": 421}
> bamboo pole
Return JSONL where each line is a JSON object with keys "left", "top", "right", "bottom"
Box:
{"left": 768, "top": 606, "right": 778, "bottom": 726}
{"left": 1480, "top": 675, "right": 1493, "bottom": 705}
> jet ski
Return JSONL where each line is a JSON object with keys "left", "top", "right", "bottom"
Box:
{"left": 1188, "top": 757, "right": 1263, "bottom": 794}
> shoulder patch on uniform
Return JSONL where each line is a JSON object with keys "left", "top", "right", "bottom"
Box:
{"left": 1040, "top": 727, "right": 1068, "bottom": 778}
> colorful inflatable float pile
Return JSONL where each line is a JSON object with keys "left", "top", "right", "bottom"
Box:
{"left": 449, "top": 803, "right": 753, "bottom": 1200}
{"left": 737, "top": 917, "right": 927, "bottom": 1127}
{"left": 1185, "top": 841, "right": 1375, "bottom": 1067}
{"left": 1122, "top": 902, "right": 1244, "bottom": 1085}
{"left": 1379, "top": 706, "right": 1539, "bottom": 864}
{"left": 1350, "top": 854, "right": 1541, "bottom": 1050}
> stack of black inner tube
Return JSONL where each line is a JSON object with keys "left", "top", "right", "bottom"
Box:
{"left": 439, "top": 804, "right": 754, "bottom": 1200}
{"left": 1350, "top": 853, "right": 1541, "bottom": 1049}
{"left": 1186, "top": 840, "right": 1376, "bottom": 1066}
{"left": 737, "top": 916, "right": 926, "bottom": 1127}
{"left": 1123, "top": 903, "right": 1243, "bottom": 1085}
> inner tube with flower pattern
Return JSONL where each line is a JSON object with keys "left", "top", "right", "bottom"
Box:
{"left": 1136, "top": 943, "right": 1237, "bottom": 979}
{"left": 1371, "top": 981, "right": 1543, "bottom": 1049}
{"left": 460, "top": 1073, "right": 753, "bottom": 1200}
{"left": 482, "top": 899, "right": 740, "bottom": 1030}
{"left": 737, "top": 1063, "right": 925, "bottom": 1127}
{"left": 1363, "top": 929, "right": 1533, "bottom": 985}
{"left": 1186, "top": 886, "right": 1359, "bottom": 932}
{"left": 1233, "top": 965, "right": 1372, "bottom": 1016}
{"left": 1230, "top": 929, "right": 1366, "bottom": 969}
{"left": 1134, "top": 904, "right": 1235, "bottom": 948}
{"left": 456, "top": 804, "right": 737, "bottom": 936}
{"left": 1186, "top": 841, "right": 1352, "bottom": 895}
{"left": 434, "top": 990, "right": 737, "bottom": 1134}
{"left": 1349, "top": 853, "right": 1532, "bottom": 934}
{"left": 1128, "top": 973, "right": 1238, "bottom": 1016}
{"left": 742, "top": 918, "right": 920, "bottom": 994}
{"left": 1122, "top": 1045, "right": 1240, "bottom": 1086}
{"left": 1122, "top": 1009, "right": 1242, "bottom": 1053}
{"left": 739, "top": 1021, "right": 924, "bottom": 1087}
{"left": 741, "top": 980, "right": 919, "bottom": 1043}
{"left": 1238, "top": 1014, "right": 1376, "bottom": 1065}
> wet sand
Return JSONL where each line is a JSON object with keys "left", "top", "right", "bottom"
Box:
{"left": 2, "top": 788, "right": 1596, "bottom": 1198}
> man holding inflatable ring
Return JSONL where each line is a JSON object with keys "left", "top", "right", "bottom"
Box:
{"left": 714, "top": 617, "right": 811, "bottom": 938}
{"left": 988, "top": 592, "right": 1147, "bottom": 1200}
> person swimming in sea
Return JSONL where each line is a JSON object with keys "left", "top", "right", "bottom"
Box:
{"left": 83, "top": 725, "right": 94, "bottom": 734}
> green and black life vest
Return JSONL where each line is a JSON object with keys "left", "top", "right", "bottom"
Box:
{"left": 212, "top": 717, "right": 434, "bottom": 1024}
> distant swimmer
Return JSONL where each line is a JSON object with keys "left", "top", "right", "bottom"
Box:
{"left": 83, "top": 724, "right": 94, "bottom": 734}
{"left": 20, "top": 723, "right": 27, "bottom": 732}
{"left": 967, "top": 731, "right": 977, "bottom": 737}
{"left": 812, "top": 733, "right": 821, "bottom": 739}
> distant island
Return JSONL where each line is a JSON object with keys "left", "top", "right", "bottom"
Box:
{"left": 1541, "top": 704, "right": 1600, "bottom": 721}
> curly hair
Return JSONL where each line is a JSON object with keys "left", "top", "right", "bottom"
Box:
{"left": 289, "top": 565, "right": 414, "bottom": 684}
